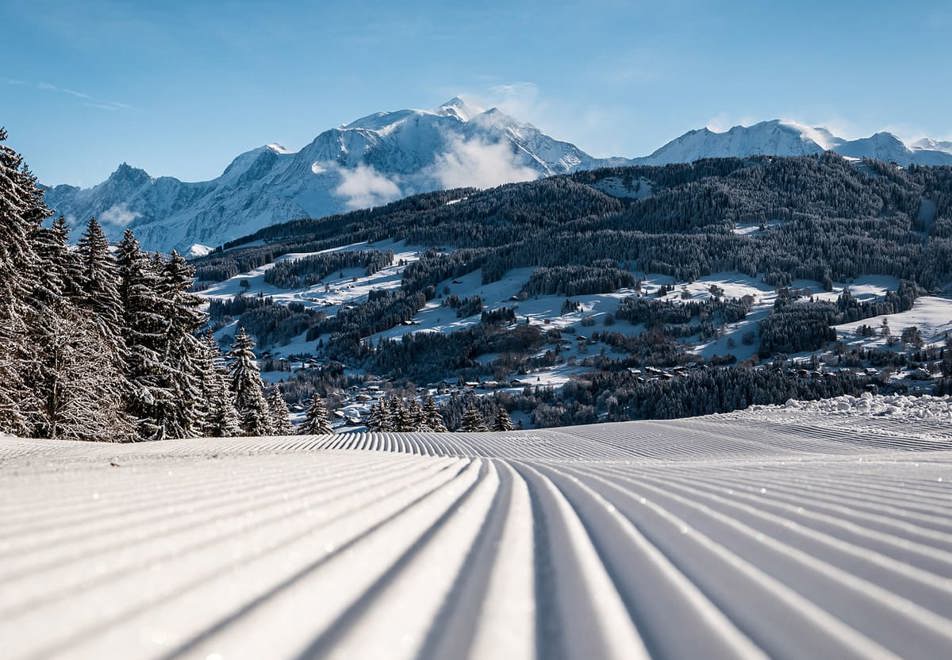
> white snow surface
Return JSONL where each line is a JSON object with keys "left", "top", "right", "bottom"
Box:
{"left": 758, "top": 392, "right": 952, "bottom": 420}
{"left": 4, "top": 403, "right": 952, "bottom": 659}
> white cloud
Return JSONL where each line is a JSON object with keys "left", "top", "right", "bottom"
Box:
{"left": 428, "top": 133, "right": 539, "bottom": 190}
{"left": 100, "top": 203, "right": 139, "bottom": 226}
{"left": 6, "top": 78, "right": 130, "bottom": 111}
{"left": 333, "top": 164, "right": 401, "bottom": 209}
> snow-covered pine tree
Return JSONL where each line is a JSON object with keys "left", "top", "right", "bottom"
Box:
{"left": 117, "top": 229, "right": 177, "bottom": 440}
{"left": 301, "top": 394, "right": 333, "bottom": 435}
{"left": 395, "top": 398, "right": 417, "bottom": 432}
{"left": 492, "top": 406, "right": 514, "bottom": 432}
{"left": 267, "top": 386, "right": 293, "bottom": 435}
{"left": 157, "top": 251, "right": 207, "bottom": 438}
{"left": 460, "top": 406, "right": 488, "bottom": 432}
{"left": 422, "top": 396, "right": 447, "bottom": 432}
{"left": 29, "top": 221, "right": 72, "bottom": 310}
{"left": 199, "top": 333, "right": 241, "bottom": 437}
{"left": 76, "top": 217, "right": 124, "bottom": 348}
{"left": 0, "top": 128, "right": 46, "bottom": 434}
{"left": 408, "top": 399, "right": 425, "bottom": 431}
{"left": 24, "top": 216, "right": 124, "bottom": 439}
{"left": 387, "top": 397, "right": 403, "bottom": 430}
{"left": 367, "top": 398, "right": 391, "bottom": 431}
{"left": 31, "top": 302, "right": 134, "bottom": 441}
{"left": 227, "top": 328, "right": 273, "bottom": 436}
{"left": 50, "top": 217, "right": 83, "bottom": 299}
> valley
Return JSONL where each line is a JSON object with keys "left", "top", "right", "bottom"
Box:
{"left": 190, "top": 157, "right": 952, "bottom": 430}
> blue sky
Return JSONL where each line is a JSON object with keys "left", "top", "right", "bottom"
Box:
{"left": 2, "top": 0, "right": 950, "bottom": 186}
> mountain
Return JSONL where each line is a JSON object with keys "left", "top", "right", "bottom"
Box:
{"left": 635, "top": 119, "right": 952, "bottom": 167}
{"left": 43, "top": 98, "right": 624, "bottom": 253}
{"left": 42, "top": 105, "right": 952, "bottom": 253}
{"left": 913, "top": 137, "right": 952, "bottom": 155}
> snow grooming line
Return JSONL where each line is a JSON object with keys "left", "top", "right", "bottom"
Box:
{"left": 2, "top": 407, "right": 952, "bottom": 659}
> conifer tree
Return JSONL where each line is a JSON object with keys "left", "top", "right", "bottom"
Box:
{"left": 301, "top": 394, "right": 333, "bottom": 435}
{"left": 157, "top": 251, "right": 207, "bottom": 438}
{"left": 395, "top": 398, "right": 417, "bottom": 432}
{"left": 198, "top": 333, "right": 241, "bottom": 437}
{"left": 493, "top": 406, "right": 514, "bottom": 432}
{"left": 267, "top": 386, "right": 294, "bottom": 435}
{"left": 367, "top": 399, "right": 391, "bottom": 431}
{"left": 117, "top": 230, "right": 176, "bottom": 440}
{"left": 77, "top": 217, "right": 124, "bottom": 348}
{"left": 422, "top": 396, "right": 447, "bottom": 432}
{"left": 0, "top": 128, "right": 46, "bottom": 434}
{"left": 227, "top": 328, "right": 273, "bottom": 436}
{"left": 460, "top": 406, "right": 488, "bottom": 432}
{"left": 29, "top": 222, "right": 71, "bottom": 310}
{"left": 31, "top": 303, "right": 134, "bottom": 441}
{"left": 408, "top": 399, "right": 425, "bottom": 430}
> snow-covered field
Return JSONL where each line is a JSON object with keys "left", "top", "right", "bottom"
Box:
{"left": 199, "top": 239, "right": 421, "bottom": 311}
{"left": 4, "top": 401, "right": 952, "bottom": 659}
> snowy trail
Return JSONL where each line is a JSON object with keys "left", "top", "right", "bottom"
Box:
{"left": 3, "top": 408, "right": 952, "bottom": 659}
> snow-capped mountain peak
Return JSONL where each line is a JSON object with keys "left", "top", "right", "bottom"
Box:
{"left": 41, "top": 104, "right": 952, "bottom": 254}
{"left": 435, "top": 96, "right": 484, "bottom": 122}
{"left": 43, "top": 99, "right": 615, "bottom": 252}
{"left": 912, "top": 137, "right": 952, "bottom": 154}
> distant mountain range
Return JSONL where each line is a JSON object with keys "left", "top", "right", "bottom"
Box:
{"left": 632, "top": 120, "right": 952, "bottom": 167}
{"left": 42, "top": 101, "right": 952, "bottom": 252}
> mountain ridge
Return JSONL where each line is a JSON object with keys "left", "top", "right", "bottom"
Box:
{"left": 42, "top": 104, "right": 952, "bottom": 252}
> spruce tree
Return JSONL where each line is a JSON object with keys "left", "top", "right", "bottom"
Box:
{"left": 0, "top": 128, "right": 46, "bottom": 434}
{"left": 301, "top": 394, "right": 333, "bottom": 435}
{"left": 117, "top": 230, "right": 176, "bottom": 440}
{"left": 227, "top": 328, "right": 273, "bottom": 436}
{"left": 493, "top": 406, "right": 514, "bottom": 432}
{"left": 367, "top": 399, "right": 391, "bottom": 431}
{"left": 77, "top": 217, "right": 124, "bottom": 348}
{"left": 422, "top": 396, "right": 447, "bottom": 432}
{"left": 198, "top": 333, "right": 241, "bottom": 437}
{"left": 267, "top": 386, "right": 293, "bottom": 435}
{"left": 31, "top": 303, "right": 134, "bottom": 441}
{"left": 460, "top": 406, "right": 488, "bottom": 432}
{"left": 29, "top": 222, "right": 71, "bottom": 310}
{"left": 157, "top": 251, "right": 206, "bottom": 438}
{"left": 395, "top": 398, "right": 417, "bottom": 432}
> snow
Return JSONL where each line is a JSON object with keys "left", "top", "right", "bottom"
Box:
{"left": 732, "top": 219, "right": 784, "bottom": 235}
{"left": 635, "top": 120, "right": 952, "bottom": 167}
{"left": 835, "top": 296, "right": 952, "bottom": 348}
{"left": 198, "top": 239, "right": 419, "bottom": 313}
{"left": 187, "top": 243, "right": 213, "bottom": 257}
{"left": 4, "top": 403, "right": 952, "bottom": 659}
{"left": 368, "top": 267, "right": 640, "bottom": 345}
{"left": 759, "top": 393, "right": 952, "bottom": 420}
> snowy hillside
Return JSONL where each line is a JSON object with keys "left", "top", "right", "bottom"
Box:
{"left": 636, "top": 120, "right": 952, "bottom": 167}
{"left": 3, "top": 404, "right": 952, "bottom": 659}
{"left": 42, "top": 98, "right": 621, "bottom": 253}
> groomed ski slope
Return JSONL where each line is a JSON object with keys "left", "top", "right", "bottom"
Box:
{"left": 3, "top": 406, "right": 952, "bottom": 659}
